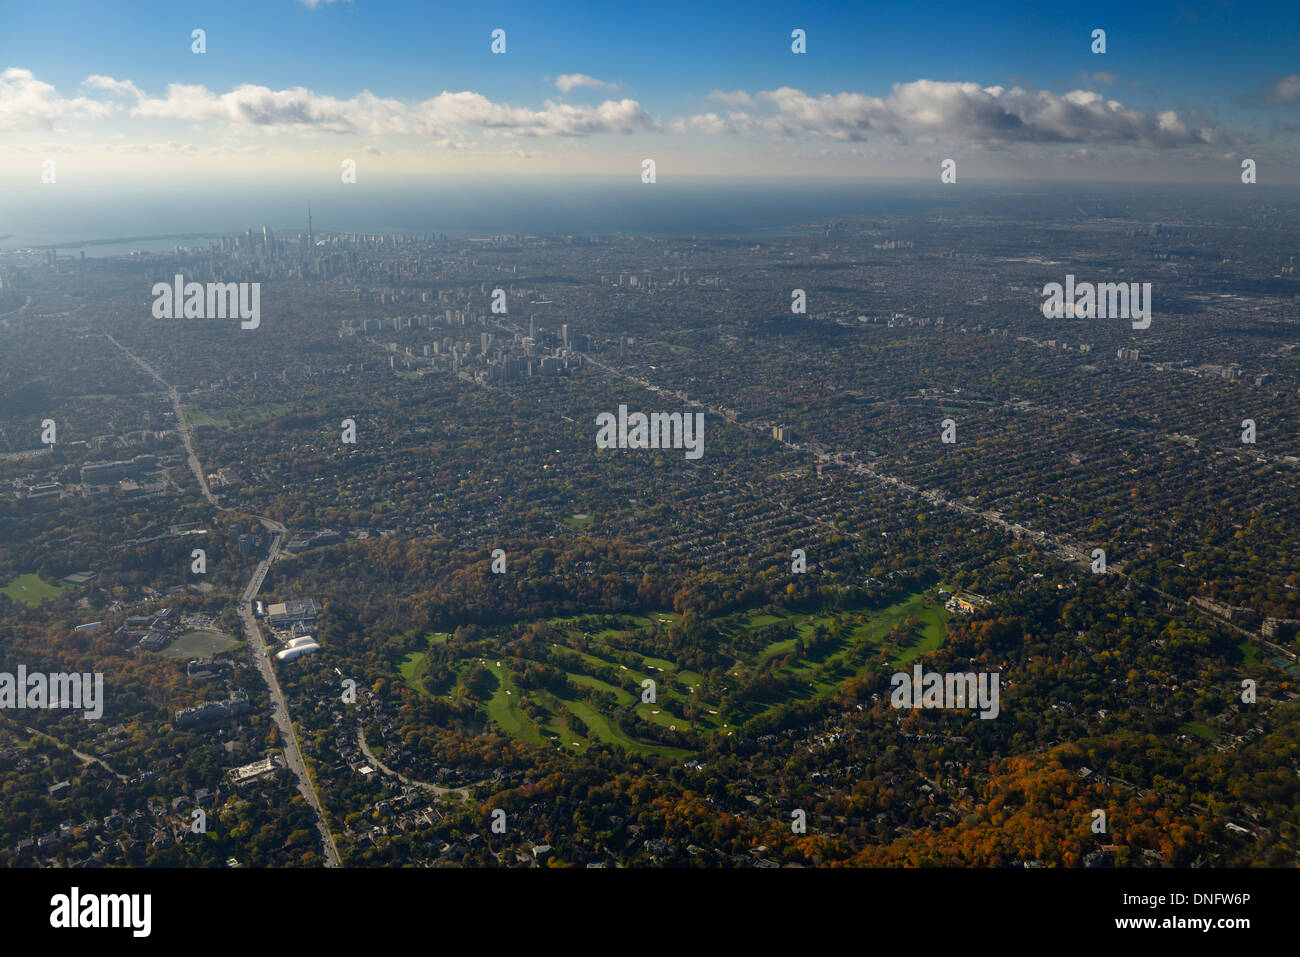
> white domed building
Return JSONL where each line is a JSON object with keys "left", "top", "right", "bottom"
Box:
{"left": 275, "top": 635, "right": 321, "bottom": 662}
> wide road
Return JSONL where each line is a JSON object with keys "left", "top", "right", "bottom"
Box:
{"left": 237, "top": 517, "right": 341, "bottom": 865}
{"left": 107, "top": 333, "right": 341, "bottom": 866}
{"left": 106, "top": 333, "right": 213, "bottom": 503}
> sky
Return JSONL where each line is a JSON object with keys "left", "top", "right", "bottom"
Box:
{"left": 2, "top": 0, "right": 1300, "bottom": 186}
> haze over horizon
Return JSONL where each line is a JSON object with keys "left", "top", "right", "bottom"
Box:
{"left": 5, "top": 177, "right": 1298, "bottom": 251}
{"left": 3, "top": 0, "right": 1299, "bottom": 187}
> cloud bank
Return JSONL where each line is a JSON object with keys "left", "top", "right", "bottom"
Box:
{"left": 3, "top": 69, "right": 657, "bottom": 138}
{"left": 686, "top": 80, "right": 1222, "bottom": 147}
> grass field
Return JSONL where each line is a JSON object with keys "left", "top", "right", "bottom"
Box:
{"left": 188, "top": 400, "right": 296, "bottom": 428}
{"left": 160, "top": 630, "right": 240, "bottom": 658}
{"left": 0, "top": 574, "right": 67, "bottom": 606}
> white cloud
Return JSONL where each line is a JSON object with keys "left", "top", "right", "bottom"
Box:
{"left": 708, "top": 89, "right": 754, "bottom": 107}
{"left": 4, "top": 66, "right": 1225, "bottom": 161}
{"left": 131, "top": 83, "right": 418, "bottom": 135}
{"left": 671, "top": 112, "right": 728, "bottom": 135}
{"left": 83, "top": 75, "right": 144, "bottom": 100}
{"left": 1264, "top": 74, "right": 1300, "bottom": 104}
{"left": 132, "top": 82, "right": 655, "bottom": 136}
{"left": 0, "top": 68, "right": 116, "bottom": 130}
{"left": 680, "top": 80, "right": 1222, "bottom": 148}
{"left": 555, "top": 73, "right": 616, "bottom": 93}
{"left": 422, "top": 91, "right": 655, "bottom": 136}
{"left": 0, "top": 67, "right": 659, "bottom": 139}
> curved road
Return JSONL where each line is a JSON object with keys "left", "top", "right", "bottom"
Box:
{"left": 356, "top": 727, "right": 475, "bottom": 801}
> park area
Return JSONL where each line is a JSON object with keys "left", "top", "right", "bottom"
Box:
{"left": 0, "top": 573, "right": 67, "bottom": 606}
{"left": 397, "top": 588, "right": 950, "bottom": 758}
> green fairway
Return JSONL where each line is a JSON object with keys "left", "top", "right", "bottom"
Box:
{"left": 635, "top": 701, "right": 690, "bottom": 728}
{"left": 639, "top": 654, "right": 677, "bottom": 672}
{"left": 397, "top": 633, "right": 454, "bottom": 698}
{"left": 676, "top": 670, "right": 704, "bottom": 689}
{"left": 730, "top": 589, "right": 950, "bottom": 719}
{"left": 755, "top": 610, "right": 837, "bottom": 663}
{"left": 757, "top": 635, "right": 800, "bottom": 662}
{"left": 398, "top": 652, "right": 433, "bottom": 696}
{"left": 483, "top": 661, "right": 544, "bottom": 744}
{"left": 888, "top": 595, "right": 949, "bottom": 665}
{"left": 560, "top": 695, "right": 690, "bottom": 759}
{"left": 569, "top": 673, "right": 635, "bottom": 705}
{"left": 1, "top": 574, "right": 67, "bottom": 606}
{"left": 567, "top": 646, "right": 646, "bottom": 681}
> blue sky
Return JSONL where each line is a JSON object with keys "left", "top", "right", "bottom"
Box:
{"left": 2, "top": 0, "right": 1299, "bottom": 183}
